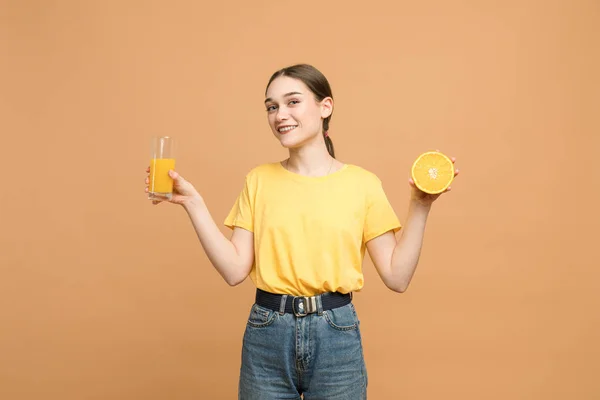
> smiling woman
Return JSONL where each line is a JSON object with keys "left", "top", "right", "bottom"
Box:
{"left": 144, "top": 63, "right": 459, "bottom": 399}
{"left": 264, "top": 64, "right": 336, "bottom": 160}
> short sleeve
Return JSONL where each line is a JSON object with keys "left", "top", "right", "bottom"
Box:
{"left": 224, "top": 176, "right": 254, "bottom": 232}
{"left": 363, "top": 178, "right": 402, "bottom": 242}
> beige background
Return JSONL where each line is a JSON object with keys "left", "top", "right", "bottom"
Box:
{"left": 1, "top": 0, "right": 599, "bottom": 399}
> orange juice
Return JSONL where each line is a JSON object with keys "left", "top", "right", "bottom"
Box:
{"left": 149, "top": 158, "right": 176, "bottom": 197}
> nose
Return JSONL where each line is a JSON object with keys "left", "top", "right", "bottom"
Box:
{"left": 276, "top": 107, "right": 289, "bottom": 122}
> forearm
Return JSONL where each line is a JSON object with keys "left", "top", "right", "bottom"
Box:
{"left": 183, "top": 197, "right": 247, "bottom": 285}
{"left": 389, "top": 199, "right": 431, "bottom": 291}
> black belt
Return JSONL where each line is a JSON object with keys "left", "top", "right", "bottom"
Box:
{"left": 255, "top": 288, "right": 352, "bottom": 317}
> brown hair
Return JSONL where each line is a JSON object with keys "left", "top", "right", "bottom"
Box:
{"left": 266, "top": 64, "right": 335, "bottom": 158}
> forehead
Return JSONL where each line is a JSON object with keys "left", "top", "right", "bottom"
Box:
{"left": 265, "top": 76, "right": 310, "bottom": 100}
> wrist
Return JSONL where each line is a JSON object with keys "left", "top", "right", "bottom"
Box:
{"left": 409, "top": 198, "right": 432, "bottom": 212}
{"left": 182, "top": 195, "right": 205, "bottom": 212}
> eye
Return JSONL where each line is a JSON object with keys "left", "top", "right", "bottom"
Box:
{"left": 266, "top": 104, "right": 277, "bottom": 112}
{"left": 289, "top": 99, "right": 300, "bottom": 106}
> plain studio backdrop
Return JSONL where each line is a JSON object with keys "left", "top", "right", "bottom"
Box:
{"left": 1, "top": 1, "right": 598, "bottom": 399}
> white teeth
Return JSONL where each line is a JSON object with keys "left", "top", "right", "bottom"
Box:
{"left": 278, "top": 126, "right": 297, "bottom": 133}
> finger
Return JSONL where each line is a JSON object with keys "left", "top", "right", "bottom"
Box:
{"left": 454, "top": 168, "right": 460, "bottom": 176}
{"left": 145, "top": 187, "right": 148, "bottom": 192}
{"left": 152, "top": 200, "right": 161, "bottom": 205}
{"left": 451, "top": 157, "right": 456, "bottom": 163}
{"left": 145, "top": 177, "right": 149, "bottom": 184}
{"left": 146, "top": 167, "right": 150, "bottom": 173}
{"left": 169, "top": 195, "right": 183, "bottom": 204}
{"left": 408, "top": 178, "right": 415, "bottom": 186}
{"left": 446, "top": 186, "right": 452, "bottom": 192}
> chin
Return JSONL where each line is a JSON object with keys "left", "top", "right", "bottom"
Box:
{"left": 278, "top": 132, "right": 319, "bottom": 149}
{"left": 278, "top": 135, "right": 305, "bottom": 149}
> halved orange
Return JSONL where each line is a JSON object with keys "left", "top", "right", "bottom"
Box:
{"left": 411, "top": 151, "right": 454, "bottom": 194}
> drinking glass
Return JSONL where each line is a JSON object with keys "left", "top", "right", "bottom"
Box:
{"left": 148, "top": 136, "right": 175, "bottom": 201}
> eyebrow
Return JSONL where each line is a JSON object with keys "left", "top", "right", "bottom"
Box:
{"left": 264, "top": 91, "right": 304, "bottom": 104}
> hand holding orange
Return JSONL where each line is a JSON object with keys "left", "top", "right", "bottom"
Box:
{"left": 409, "top": 150, "right": 459, "bottom": 204}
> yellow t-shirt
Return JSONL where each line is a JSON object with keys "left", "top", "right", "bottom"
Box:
{"left": 224, "top": 162, "right": 401, "bottom": 296}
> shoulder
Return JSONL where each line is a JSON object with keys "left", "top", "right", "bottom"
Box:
{"left": 245, "top": 162, "right": 280, "bottom": 177}
{"left": 246, "top": 162, "right": 280, "bottom": 175}
{"left": 241, "top": 162, "right": 282, "bottom": 185}
{"left": 343, "top": 164, "right": 384, "bottom": 186}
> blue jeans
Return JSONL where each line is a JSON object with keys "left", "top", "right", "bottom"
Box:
{"left": 238, "top": 300, "right": 368, "bottom": 399}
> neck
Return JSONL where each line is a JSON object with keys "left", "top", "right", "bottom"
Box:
{"left": 286, "top": 141, "right": 333, "bottom": 177}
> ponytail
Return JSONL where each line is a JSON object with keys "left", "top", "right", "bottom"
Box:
{"left": 324, "top": 131, "right": 335, "bottom": 158}
{"left": 323, "top": 113, "right": 334, "bottom": 158}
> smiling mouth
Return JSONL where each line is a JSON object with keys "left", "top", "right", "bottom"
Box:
{"left": 278, "top": 125, "right": 297, "bottom": 134}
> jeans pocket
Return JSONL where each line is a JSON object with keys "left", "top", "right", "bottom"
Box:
{"left": 246, "top": 303, "right": 278, "bottom": 328}
{"left": 323, "top": 303, "right": 359, "bottom": 331}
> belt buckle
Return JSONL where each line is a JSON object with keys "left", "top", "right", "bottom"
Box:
{"left": 292, "top": 296, "right": 313, "bottom": 317}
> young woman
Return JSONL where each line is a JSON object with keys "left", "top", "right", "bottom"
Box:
{"left": 145, "top": 64, "right": 459, "bottom": 399}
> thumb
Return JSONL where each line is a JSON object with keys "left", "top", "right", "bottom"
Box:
{"left": 169, "top": 169, "right": 187, "bottom": 184}
{"left": 169, "top": 170, "right": 186, "bottom": 187}
{"left": 168, "top": 169, "right": 196, "bottom": 196}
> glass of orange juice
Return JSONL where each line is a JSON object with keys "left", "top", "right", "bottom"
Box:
{"left": 148, "top": 136, "right": 176, "bottom": 201}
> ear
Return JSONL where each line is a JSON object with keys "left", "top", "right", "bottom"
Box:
{"left": 320, "top": 97, "right": 333, "bottom": 119}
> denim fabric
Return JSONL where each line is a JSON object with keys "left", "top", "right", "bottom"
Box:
{"left": 238, "top": 302, "right": 367, "bottom": 399}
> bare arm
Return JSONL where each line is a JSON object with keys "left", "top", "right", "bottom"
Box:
{"left": 366, "top": 200, "right": 430, "bottom": 293}
{"left": 146, "top": 168, "right": 254, "bottom": 286}
{"left": 183, "top": 197, "right": 254, "bottom": 286}
{"left": 367, "top": 158, "right": 459, "bottom": 292}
